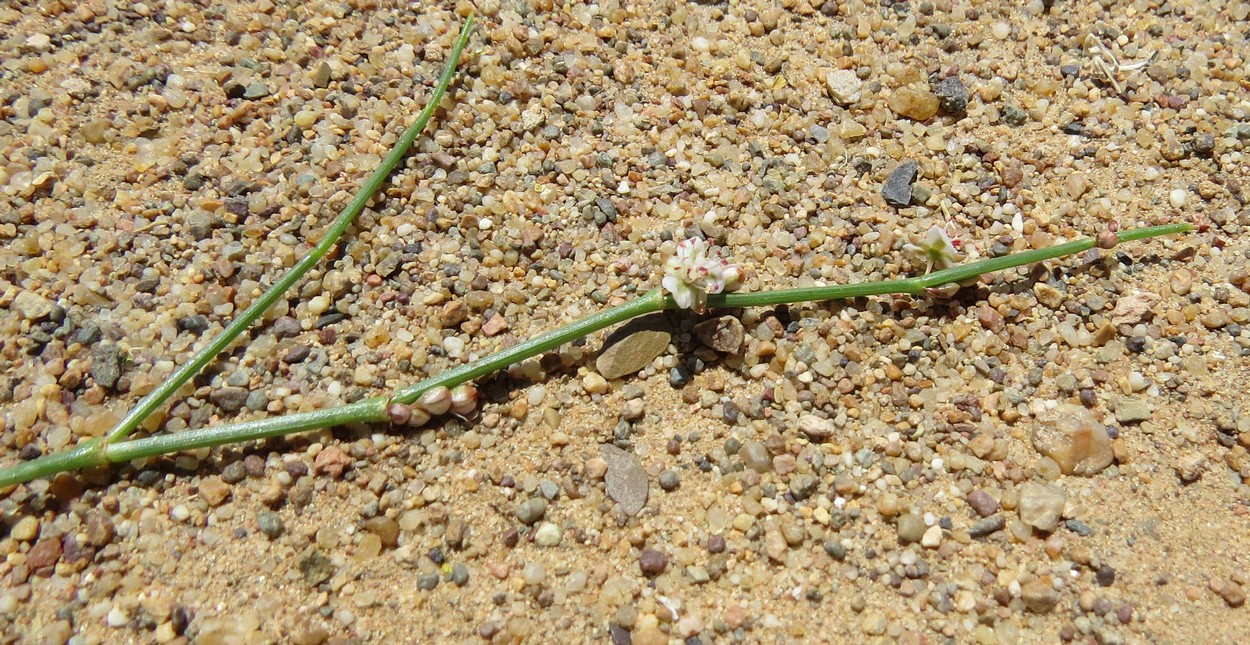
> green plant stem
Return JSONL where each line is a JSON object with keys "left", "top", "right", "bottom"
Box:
{"left": 0, "top": 222, "right": 1190, "bottom": 487}
{"left": 706, "top": 223, "right": 1192, "bottom": 309}
{"left": 99, "top": 17, "right": 475, "bottom": 450}
{"left": 0, "top": 290, "right": 663, "bottom": 487}
{"left": 389, "top": 288, "right": 667, "bottom": 405}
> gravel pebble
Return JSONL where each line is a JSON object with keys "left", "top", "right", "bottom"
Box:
{"left": 1018, "top": 482, "right": 1067, "bottom": 532}
{"left": 1113, "top": 398, "right": 1153, "bottom": 423}
{"left": 825, "top": 69, "right": 862, "bottom": 105}
{"left": 1021, "top": 578, "right": 1062, "bottom": 613}
{"left": 932, "top": 75, "right": 968, "bottom": 116}
{"left": 210, "top": 387, "right": 250, "bottom": 413}
{"left": 882, "top": 160, "right": 919, "bottom": 207}
{"left": 602, "top": 444, "right": 648, "bottom": 516}
{"left": 515, "top": 498, "right": 548, "bottom": 525}
{"left": 257, "top": 511, "right": 284, "bottom": 539}
{"left": 90, "top": 345, "right": 126, "bottom": 390}
{"left": 10, "top": 516, "right": 38, "bottom": 542}
{"left": 638, "top": 548, "right": 668, "bottom": 576}
{"left": 966, "top": 490, "right": 1000, "bottom": 517}
{"left": 534, "top": 522, "right": 562, "bottom": 547}
{"left": 896, "top": 513, "right": 926, "bottom": 544}
{"left": 596, "top": 324, "right": 671, "bottom": 380}
{"left": 1032, "top": 404, "right": 1114, "bottom": 476}
{"left": 693, "top": 316, "right": 745, "bottom": 353}
{"left": 13, "top": 290, "right": 55, "bottom": 321}
{"left": 888, "top": 87, "right": 940, "bottom": 121}
{"left": 740, "top": 441, "right": 772, "bottom": 473}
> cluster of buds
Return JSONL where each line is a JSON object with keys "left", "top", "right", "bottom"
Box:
{"left": 386, "top": 383, "right": 478, "bottom": 427}
{"left": 661, "top": 237, "right": 743, "bottom": 314}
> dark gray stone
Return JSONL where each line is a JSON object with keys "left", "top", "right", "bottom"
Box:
{"left": 933, "top": 75, "right": 968, "bottom": 116}
{"left": 210, "top": 386, "right": 249, "bottom": 413}
{"left": 882, "top": 160, "right": 919, "bottom": 207}
{"left": 90, "top": 344, "right": 125, "bottom": 390}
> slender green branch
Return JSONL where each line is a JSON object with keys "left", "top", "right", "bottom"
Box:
{"left": 707, "top": 223, "right": 1193, "bottom": 309}
{"left": 0, "top": 440, "right": 107, "bottom": 489}
{"left": 390, "top": 288, "right": 666, "bottom": 404}
{"left": 98, "top": 18, "right": 475, "bottom": 450}
{"left": 105, "top": 398, "right": 390, "bottom": 462}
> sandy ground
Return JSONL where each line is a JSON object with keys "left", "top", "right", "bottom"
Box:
{"left": 2, "top": 0, "right": 1250, "bottom": 643}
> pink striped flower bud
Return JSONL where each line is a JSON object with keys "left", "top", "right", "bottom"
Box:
{"left": 418, "top": 386, "right": 452, "bottom": 416}
{"left": 451, "top": 384, "right": 478, "bottom": 416}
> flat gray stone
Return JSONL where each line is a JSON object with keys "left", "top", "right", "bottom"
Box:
{"left": 601, "top": 444, "right": 648, "bottom": 516}
{"left": 596, "top": 315, "right": 671, "bottom": 379}
{"left": 882, "top": 160, "right": 919, "bottom": 207}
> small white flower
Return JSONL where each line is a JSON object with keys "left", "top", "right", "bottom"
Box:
{"left": 904, "top": 225, "right": 965, "bottom": 274}
{"left": 662, "top": 237, "right": 741, "bottom": 313}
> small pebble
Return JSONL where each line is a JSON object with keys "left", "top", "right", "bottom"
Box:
{"left": 638, "top": 548, "right": 668, "bottom": 576}
{"left": 740, "top": 441, "right": 772, "bottom": 473}
{"left": 1021, "top": 578, "right": 1061, "bottom": 613}
{"left": 534, "top": 522, "right": 562, "bottom": 547}
{"left": 888, "top": 87, "right": 940, "bottom": 121}
{"left": 602, "top": 444, "right": 648, "bottom": 516}
{"left": 106, "top": 606, "right": 129, "bottom": 628}
{"left": 966, "top": 490, "right": 1000, "bottom": 517}
{"left": 932, "top": 75, "right": 968, "bottom": 116}
{"left": 825, "top": 69, "right": 862, "bottom": 105}
{"left": 10, "top": 516, "right": 38, "bottom": 542}
{"left": 882, "top": 160, "right": 919, "bottom": 206}
{"left": 257, "top": 511, "right": 284, "bottom": 539}
{"left": 658, "top": 470, "right": 680, "bottom": 491}
{"left": 1018, "top": 482, "right": 1067, "bottom": 532}
{"left": 515, "top": 498, "right": 548, "bottom": 525}
{"left": 523, "top": 562, "right": 546, "bottom": 586}
{"left": 896, "top": 513, "right": 926, "bottom": 544}
{"left": 1031, "top": 404, "right": 1113, "bottom": 476}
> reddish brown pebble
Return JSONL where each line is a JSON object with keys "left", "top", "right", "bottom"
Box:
{"left": 638, "top": 548, "right": 668, "bottom": 576}
{"left": 481, "top": 314, "right": 509, "bottom": 336}
{"left": 313, "top": 445, "right": 352, "bottom": 478}
{"left": 243, "top": 454, "right": 266, "bottom": 477}
{"left": 26, "top": 538, "right": 63, "bottom": 571}
{"left": 967, "top": 490, "right": 1000, "bottom": 517}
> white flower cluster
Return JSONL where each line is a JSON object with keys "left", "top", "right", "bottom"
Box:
{"left": 661, "top": 237, "right": 742, "bottom": 313}
{"left": 904, "top": 225, "right": 965, "bottom": 274}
